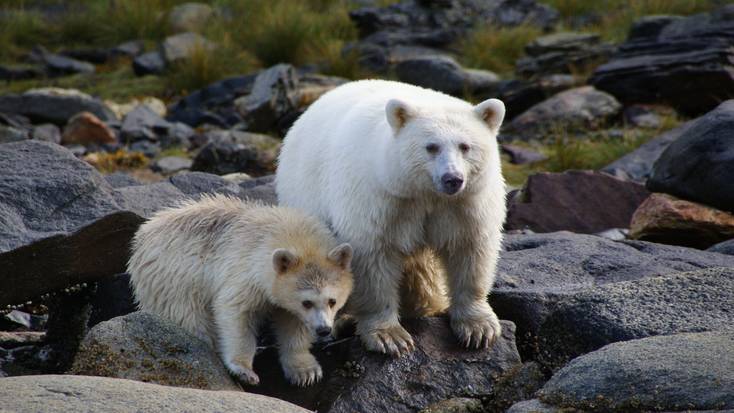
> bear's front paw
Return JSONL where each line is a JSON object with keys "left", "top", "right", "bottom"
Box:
{"left": 450, "top": 309, "right": 501, "bottom": 350}
{"left": 361, "top": 324, "right": 415, "bottom": 356}
{"left": 226, "top": 361, "right": 260, "bottom": 385}
{"left": 281, "top": 354, "right": 323, "bottom": 387}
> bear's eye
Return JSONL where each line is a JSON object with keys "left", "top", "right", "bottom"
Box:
{"left": 302, "top": 300, "right": 314, "bottom": 309}
{"left": 328, "top": 298, "right": 337, "bottom": 308}
{"left": 426, "top": 143, "right": 440, "bottom": 154}
{"left": 458, "top": 143, "right": 470, "bottom": 153}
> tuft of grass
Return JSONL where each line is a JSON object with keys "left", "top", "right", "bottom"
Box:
{"left": 458, "top": 25, "right": 542, "bottom": 76}
{"left": 0, "top": 10, "right": 49, "bottom": 60}
{"left": 85, "top": 149, "right": 149, "bottom": 174}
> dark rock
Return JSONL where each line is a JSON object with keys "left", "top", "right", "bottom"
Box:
{"left": 42, "top": 53, "right": 95, "bottom": 76}
{"left": 60, "top": 48, "right": 110, "bottom": 64}
{"left": 491, "top": 231, "right": 734, "bottom": 359}
{"left": 506, "top": 399, "right": 557, "bottom": 413}
{"left": 88, "top": 273, "right": 136, "bottom": 327}
{"left": 151, "top": 156, "right": 192, "bottom": 175}
{"left": 500, "top": 144, "right": 547, "bottom": 165}
{"left": 0, "top": 375, "right": 309, "bottom": 412}
{"left": 235, "top": 64, "right": 299, "bottom": 134}
{"left": 31, "top": 124, "right": 61, "bottom": 144}
{"left": 628, "top": 15, "right": 683, "bottom": 40}
{"left": 505, "top": 170, "right": 650, "bottom": 234}
{"left": 324, "top": 319, "right": 519, "bottom": 413}
{"left": 601, "top": 119, "right": 694, "bottom": 182}
{"left": 110, "top": 40, "right": 145, "bottom": 58}
{"left": 647, "top": 100, "right": 734, "bottom": 213}
{"left": 622, "top": 105, "right": 660, "bottom": 128}
{"left": 538, "top": 331, "right": 734, "bottom": 411}
{"left": 516, "top": 32, "right": 615, "bottom": 79}
{"left": 191, "top": 141, "right": 265, "bottom": 176}
{"left": 121, "top": 105, "right": 170, "bottom": 143}
{"left": 629, "top": 193, "right": 734, "bottom": 249}
{"left": 506, "top": 86, "right": 621, "bottom": 139}
{"left": 43, "top": 284, "right": 97, "bottom": 373}
{"left": 72, "top": 311, "right": 240, "bottom": 390}
{"left": 167, "top": 74, "right": 256, "bottom": 128}
{"left": 395, "top": 55, "right": 499, "bottom": 97}
{"left": 484, "top": 361, "right": 547, "bottom": 412}
{"left": 708, "top": 238, "right": 734, "bottom": 255}
{"left": 168, "top": 171, "right": 242, "bottom": 196}
{"left": 132, "top": 51, "right": 166, "bottom": 76}
{"left": 160, "top": 122, "right": 195, "bottom": 148}
{"left": 590, "top": 6, "right": 734, "bottom": 116}
{"left": 537, "top": 267, "right": 734, "bottom": 371}
{"left": 0, "top": 88, "right": 115, "bottom": 125}
{"left": 0, "top": 64, "right": 44, "bottom": 81}
{"left": 0, "top": 125, "right": 29, "bottom": 144}
{"left": 498, "top": 74, "right": 577, "bottom": 121}
{"left": 129, "top": 140, "right": 161, "bottom": 158}
{"left": 160, "top": 32, "right": 215, "bottom": 64}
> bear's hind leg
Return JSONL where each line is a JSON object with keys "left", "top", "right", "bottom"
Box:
{"left": 400, "top": 248, "right": 449, "bottom": 318}
{"left": 213, "top": 298, "right": 260, "bottom": 385}
{"left": 273, "top": 309, "right": 322, "bottom": 387}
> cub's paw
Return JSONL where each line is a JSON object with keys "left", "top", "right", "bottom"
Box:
{"left": 281, "top": 355, "right": 323, "bottom": 387}
{"left": 450, "top": 310, "right": 501, "bottom": 350}
{"left": 361, "top": 324, "right": 415, "bottom": 356}
{"left": 226, "top": 361, "right": 260, "bottom": 385}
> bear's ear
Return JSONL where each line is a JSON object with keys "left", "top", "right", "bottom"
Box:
{"left": 272, "top": 249, "right": 299, "bottom": 275}
{"left": 474, "top": 98, "right": 506, "bottom": 133}
{"left": 327, "top": 243, "right": 353, "bottom": 270}
{"left": 386, "top": 99, "right": 415, "bottom": 133}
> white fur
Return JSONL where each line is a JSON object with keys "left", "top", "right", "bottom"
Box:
{"left": 276, "top": 80, "right": 507, "bottom": 355}
{"left": 127, "top": 195, "right": 353, "bottom": 386}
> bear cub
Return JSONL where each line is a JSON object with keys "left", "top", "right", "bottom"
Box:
{"left": 128, "top": 195, "right": 353, "bottom": 387}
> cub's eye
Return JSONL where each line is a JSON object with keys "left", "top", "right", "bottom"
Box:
{"left": 426, "top": 143, "right": 440, "bottom": 154}
{"left": 302, "top": 300, "right": 313, "bottom": 309}
{"left": 328, "top": 298, "right": 337, "bottom": 308}
{"left": 458, "top": 143, "right": 470, "bottom": 153}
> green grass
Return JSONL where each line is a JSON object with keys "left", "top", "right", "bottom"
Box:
{"left": 458, "top": 25, "right": 543, "bottom": 76}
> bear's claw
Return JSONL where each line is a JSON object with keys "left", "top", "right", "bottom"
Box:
{"left": 450, "top": 312, "right": 501, "bottom": 350}
{"left": 282, "top": 358, "right": 323, "bottom": 387}
{"left": 362, "top": 324, "right": 415, "bottom": 356}
{"left": 227, "top": 363, "right": 260, "bottom": 386}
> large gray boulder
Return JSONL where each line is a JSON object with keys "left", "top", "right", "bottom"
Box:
{"left": 0, "top": 375, "right": 308, "bottom": 413}
{"left": 590, "top": 6, "right": 734, "bottom": 116}
{"left": 516, "top": 32, "right": 615, "bottom": 78}
{"left": 537, "top": 331, "right": 734, "bottom": 411}
{"left": 0, "top": 88, "right": 115, "bottom": 125}
{"left": 492, "top": 232, "right": 734, "bottom": 357}
{"left": 235, "top": 64, "right": 299, "bottom": 134}
{"left": 537, "top": 267, "right": 734, "bottom": 370}
{"left": 708, "top": 238, "right": 734, "bottom": 255}
{"left": 72, "top": 311, "right": 239, "bottom": 391}
{"left": 647, "top": 100, "right": 734, "bottom": 213}
{"left": 395, "top": 55, "right": 499, "bottom": 97}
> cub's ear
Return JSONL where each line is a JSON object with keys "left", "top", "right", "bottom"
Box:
{"left": 474, "top": 98, "right": 506, "bottom": 133}
{"left": 272, "top": 249, "right": 299, "bottom": 275}
{"left": 327, "top": 243, "right": 353, "bottom": 271}
{"left": 386, "top": 99, "right": 415, "bottom": 133}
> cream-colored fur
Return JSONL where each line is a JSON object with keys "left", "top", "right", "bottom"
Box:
{"left": 127, "top": 195, "right": 353, "bottom": 387}
{"left": 276, "top": 80, "right": 506, "bottom": 355}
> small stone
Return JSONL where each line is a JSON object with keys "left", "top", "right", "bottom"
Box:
{"left": 151, "top": 156, "right": 193, "bottom": 175}
{"left": 62, "top": 112, "right": 117, "bottom": 145}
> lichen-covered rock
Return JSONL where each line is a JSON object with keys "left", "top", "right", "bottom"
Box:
{"left": 538, "top": 331, "right": 734, "bottom": 412}
{"left": 71, "top": 311, "right": 239, "bottom": 391}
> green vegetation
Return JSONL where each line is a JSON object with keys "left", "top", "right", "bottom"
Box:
{"left": 459, "top": 25, "right": 543, "bottom": 77}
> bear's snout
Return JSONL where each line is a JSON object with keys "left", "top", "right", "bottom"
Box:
{"left": 316, "top": 326, "right": 332, "bottom": 337}
{"left": 440, "top": 173, "right": 464, "bottom": 195}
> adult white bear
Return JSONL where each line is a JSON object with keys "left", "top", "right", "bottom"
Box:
{"left": 276, "top": 79, "right": 506, "bottom": 355}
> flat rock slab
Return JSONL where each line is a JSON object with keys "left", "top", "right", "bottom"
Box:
{"left": 492, "top": 232, "right": 734, "bottom": 357}
{"left": 247, "top": 318, "right": 520, "bottom": 412}
{"left": 0, "top": 88, "right": 115, "bottom": 125}
{"left": 505, "top": 170, "right": 649, "bottom": 234}
{"left": 538, "top": 331, "right": 734, "bottom": 412}
{"left": 0, "top": 375, "right": 308, "bottom": 413}
{"left": 72, "top": 311, "right": 239, "bottom": 391}
{"left": 538, "top": 267, "right": 734, "bottom": 370}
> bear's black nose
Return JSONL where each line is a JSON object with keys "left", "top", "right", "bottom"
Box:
{"left": 317, "top": 327, "right": 332, "bottom": 337}
{"left": 441, "top": 173, "right": 464, "bottom": 194}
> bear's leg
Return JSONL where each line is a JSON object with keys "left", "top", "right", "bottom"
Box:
{"left": 400, "top": 248, "right": 449, "bottom": 318}
{"left": 351, "top": 251, "right": 415, "bottom": 356}
{"left": 272, "top": 309, "right": 322, "bottom": 387}
{"left": 213, "top": 301, "right": 260, "bottom": 385}
{"left": 441, "top": 244, "right": 501, "bottom": 349}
